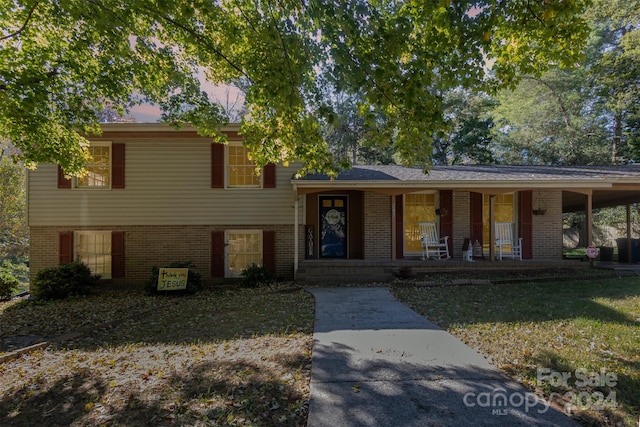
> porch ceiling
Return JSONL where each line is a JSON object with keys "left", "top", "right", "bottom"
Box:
{"left": 563, "top": 189, "right": 640, "bottom": 212}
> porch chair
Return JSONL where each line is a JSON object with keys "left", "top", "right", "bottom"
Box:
{"left": 419, "top": 222, "right": 450, "bottom": 260}
{"left": 494, "top": 222, "right": 522, "bottom": 260}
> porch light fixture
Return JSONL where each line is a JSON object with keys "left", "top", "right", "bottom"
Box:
{"left": 532, "top": 190, "right": 547, "bottom": 216}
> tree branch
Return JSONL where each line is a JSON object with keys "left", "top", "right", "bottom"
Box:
{"left": 142, "top": 6, "right": 253, "bottom": 83}
{"left": 524, "top": 76, "right": 572, "bottom": 127}
{"left": 0, "top": 2, "right": 39, "bottom": 42}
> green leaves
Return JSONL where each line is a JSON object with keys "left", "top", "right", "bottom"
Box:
{"left": 1, "top": 0, "right": 592, "bottom": 174}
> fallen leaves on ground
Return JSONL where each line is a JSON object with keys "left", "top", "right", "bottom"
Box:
{"left": 0, "top": 283, "right": 314, "bottom": 426}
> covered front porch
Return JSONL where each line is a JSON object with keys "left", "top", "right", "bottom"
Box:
{"left": 291, "top": 164, "right": 640, "bottom": 280}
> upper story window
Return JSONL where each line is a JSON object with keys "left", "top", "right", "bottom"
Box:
{"left": 211, "top": 143, "right": 276, "bottom": 189}
{"left": 228, "top": 145, "right": 260, "bottom": 188}
{"left": 58, "top": 142, "right": 124, "bottom": 190}
{"left": 76, "top": 143, "right": 111, "bottom": 188}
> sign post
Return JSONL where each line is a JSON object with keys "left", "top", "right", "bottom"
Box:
{"left": 157, "top": 267, "right": 189, "bottom": 291}
{"left": 586, "top": 246, "right": 599, "bottom": 266}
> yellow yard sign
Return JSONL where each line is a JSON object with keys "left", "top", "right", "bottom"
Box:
{"left": 157, "top": 268, "right": 189, "bottom": 291}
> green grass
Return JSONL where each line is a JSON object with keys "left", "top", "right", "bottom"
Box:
{"left": 393, "top": 278, "right": 640, "bottom": 427}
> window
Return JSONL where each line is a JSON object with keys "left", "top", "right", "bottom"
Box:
{"left": 228, "top": 145, "right": 260, "bottom": 188}
{"left": 226, "top": 230, "right": 262, "bottom": 277}
{"left": 75, "top": 231, "right": 112, "bottom": 279}
{"left": 403, "top": 192, "right": 437, "bottom": 254}
{"left": 76, "top": 143, "right": 111, "bottom": 188}
{"left": 482, "top": 193, "right": 516, "bottom": 250}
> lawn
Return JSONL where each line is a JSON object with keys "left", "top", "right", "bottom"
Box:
{"left": 393, "top": 277, "right": 640, "bottom": 427}
{"left": 0, "top": 283, "right": 315, "bottom": 427}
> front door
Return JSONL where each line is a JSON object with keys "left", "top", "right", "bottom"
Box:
{"left": 320, "top": 196, "right": 347, "bottom": 258}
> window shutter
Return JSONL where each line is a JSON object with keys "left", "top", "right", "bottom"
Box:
{"left": 519, "top": 190, "right": 533, "bottom": 259}
{"left": 211, "top": 231, "right": 225, "bottom": 277}
{"left": 470, "top": 192, "right": 483, "bottom": 245}
{"left": 57, "top": 166, "right": 72, "bottom": 189}
{"left": 111, "top": 143, "right": 125, "bottom": 189}
{"left": 59, "top": 232, "right": 74, "bottom": 263}
{"left": 263, "top": 163, "right": 276, "bottom": 188}
{"left": 395, "top": 195, "right": 404, "bottom": 259}
{"left": 263, "top": 230, "right": 276, "bottom": 274}
{"left": 111, "top": 231, "right": 125, "bottom": 278}
{"left": 211, "top": 144, "right": 225, "bottom": 188}
{"left": 439, "top": 190, "right": 453, "bottom": 255}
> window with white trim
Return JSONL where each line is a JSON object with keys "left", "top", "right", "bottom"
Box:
{"left": 227, "top": 145, "right": 260, "bottom": 188}
{"left": 226, "top": 230, "right": 262, "bottom": 277}
{"left": 403, "top": 192, "right": 437, "bottom": 255}
{"left": 75, "top": 231, "right": 112, "bottom": 279}
{"left": 75, "top": 142, "right": 111, "bottom": 188}
{"left": 482, "top": 193, "right": 517, "bottom": 251}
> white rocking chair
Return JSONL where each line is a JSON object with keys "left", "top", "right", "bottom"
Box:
{"left": 419, "top": 222, "right": 450, "bottom": 260}
{"left": 495, "top": 222, "right": 522, "bottom": 260}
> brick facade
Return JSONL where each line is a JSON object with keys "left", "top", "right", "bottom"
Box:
{"left": 531, "top": 190, "right": 563, "bottom": 259}
{"left": 30, "top": 224, "right": 296, "bottom": 285}
{"left": 363, "top": 192, "right": 392, "bottom": 259}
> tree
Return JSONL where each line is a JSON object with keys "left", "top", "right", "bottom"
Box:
{"left": 586, "top": 0, "right": 640, "bottom": 162}
{"left": 1, "top": 0, "right": 591, "bottom": 176}
{"left": 491, "top": 69, "right": 610, "bottom": 165}
{"left": 432, "top": 88, "right": 496, "bottom": 165}
{"left": 322, "top": 93, "right": 395, "bottom": 166}
{"left": 0, "top": 145, "right": 28, "bottom": 262}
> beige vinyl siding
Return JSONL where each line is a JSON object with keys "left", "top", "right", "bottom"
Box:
{"left": 29, "top": 138, "right": 300, "bottom": 226}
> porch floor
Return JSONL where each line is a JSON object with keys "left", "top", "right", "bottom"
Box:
{"left": 296, "top": 258, "right": 632, "bottom": 285}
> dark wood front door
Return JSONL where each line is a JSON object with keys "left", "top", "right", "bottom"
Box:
{"left": 319, "top": 196, "right": 347, "bottom": 258}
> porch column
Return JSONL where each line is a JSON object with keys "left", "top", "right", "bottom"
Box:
{"left": 489, "top": 195, "right": 496, "bottom": 261}
{"left": 626, "top": 204, "right": 632, "bottom": 262}
{"left": 585, "top": 192, "right": 593, "bottom": 246}
{"left": 391, "top": 196, "right": 396, "bottom": 261}
{"left": 294, "top": 191, "right": 299, "bottom": 279}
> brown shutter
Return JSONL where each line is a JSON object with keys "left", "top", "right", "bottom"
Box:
{"left": 111, "top": 143, "right": 125, "bottom": 189}
{"left": 57, "top": 166, "right": 72, "bottom": 189}
{"left": 470, "top": 192, "right": 483, "bottom": 245}
{"left": 111, "top": 231, "right": 125, "bottom": 278}
{"left": 519, "top": 190, "right": 533, "bottom": 259}
{"left": 59, "top": 232, "right": 74, "bottom": 264}
{"left": 439, "top": 190, "right": 453, "bottom": 255}
{"left": 395, "top": 195, "right": 404, "bottom": 259}
{"left": 263, "top": 163, "right": 276, "bottom": 188}
{"left": 263, "top": 230, "right": 276, "bottom": 274}
{"left": 211, "top": 231, "right": 225, "bottom": 277}
{"left": 211, "top": 144, "right": 225, "bottom": 188}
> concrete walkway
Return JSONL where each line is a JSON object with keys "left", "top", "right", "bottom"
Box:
{"left": 306, "top": 287, "right": 578, "bottom": 427}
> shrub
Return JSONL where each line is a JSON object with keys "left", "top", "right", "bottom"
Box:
{"left": 1, "top": 259, "right": 29, "bottom": 283}
{"left": 144, "top": 261, "right": 203, "bottom": 295}
{"left": 241, "top": 263, "right": 274, "bottom": 287}
{"left": 0, "top": 271, "right": 19, "bottom": 301}
{"left": 30, "top": 262, "right": 100, "bottom": 300}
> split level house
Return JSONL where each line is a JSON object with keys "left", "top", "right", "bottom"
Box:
{"left": 27, "top": 123, "right": 640, "bottom": 285}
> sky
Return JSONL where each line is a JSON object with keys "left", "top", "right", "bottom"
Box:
{"left": 128, "top": 75, "right": 245, "bottom": 123}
